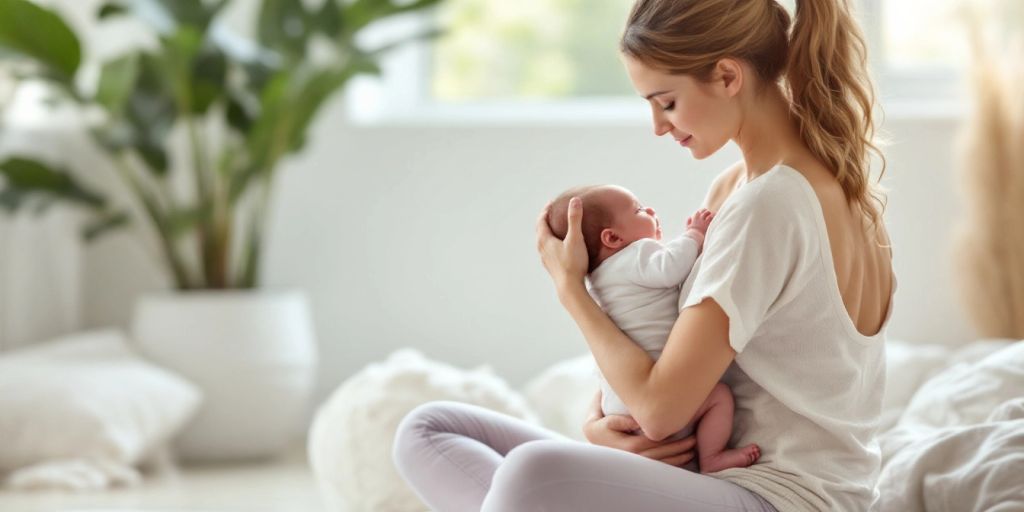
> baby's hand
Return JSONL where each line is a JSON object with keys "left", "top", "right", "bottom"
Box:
{"left": 686, "top": 208, "right": 715, "bottom": 235}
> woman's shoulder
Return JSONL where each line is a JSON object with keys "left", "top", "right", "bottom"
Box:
{"left": 705, "top": 161, "right": 811, "bottom": 215}
{"left": 719, "top": 165, "right": 817, "bottom": 222}
{"left": 703, "top": 160, "right": 745, "bottom": 212}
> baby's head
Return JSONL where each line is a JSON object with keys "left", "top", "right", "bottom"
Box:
{"left": 547, "top": 185, "right": 661, "bottom": 273}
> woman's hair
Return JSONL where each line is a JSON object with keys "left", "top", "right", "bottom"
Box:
{"left": 620, "top": 0, "right": 888, "bottom": 235}
{"left": 547, "top": 186, "right": 614, "bottom": 274}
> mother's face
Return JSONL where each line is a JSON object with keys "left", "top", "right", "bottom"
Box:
{"left": 623, "top": 55, "right": 741, "bottom": 160}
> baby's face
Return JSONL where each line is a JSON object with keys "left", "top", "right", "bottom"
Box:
{"left": 597, "top": 186, "right": 661, "bottom": 244}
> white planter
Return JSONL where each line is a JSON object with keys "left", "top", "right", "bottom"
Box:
{"left": 131, "top": 289, "right": 317, "bottom": 462}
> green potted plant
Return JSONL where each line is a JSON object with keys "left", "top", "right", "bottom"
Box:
{"left": 0, "top": 0, "right": 443, "bottom": 461}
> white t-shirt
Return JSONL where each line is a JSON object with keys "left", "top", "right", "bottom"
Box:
{"left": 585, "top": 234, "right": 702, "bottom": 419}
{"left": 679, "top": 164, "right": 897, "bottom": 512}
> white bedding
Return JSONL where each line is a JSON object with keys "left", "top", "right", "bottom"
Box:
{"left": 519, "top": 339, "right": 1024, "bottom": 512}
{"left": 877, "top": 340, "right": 1024, "bottom": 511}
{"left": 309, "top": 340, "right": 1023, "bottom": 511}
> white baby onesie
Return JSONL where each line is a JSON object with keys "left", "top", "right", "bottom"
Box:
{"left": 585, "top": 232, "right": 702, "bottom": 426}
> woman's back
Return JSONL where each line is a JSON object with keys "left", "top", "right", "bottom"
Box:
{"left": 705, "top": 159, "right": 894, "bottom": 337}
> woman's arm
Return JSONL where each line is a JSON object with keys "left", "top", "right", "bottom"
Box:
{"left": 559, "top": 284, "right": 735, "bottom": 441}
{"left": 581, "top": 387, "right": 698, "bottom": 467}
{"left": 538, "top": 198, "right": 735, "bottom": 442}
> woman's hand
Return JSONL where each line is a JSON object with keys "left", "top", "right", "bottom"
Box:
{"left": 536, "top": 198, "right": 590, "bottom": 295}
{"left": 582, "top": 390, "right": 696, "bottom": 468}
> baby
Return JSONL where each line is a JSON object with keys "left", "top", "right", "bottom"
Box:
{"left": 546, "top": 184, "right": 760, "bottom": 474}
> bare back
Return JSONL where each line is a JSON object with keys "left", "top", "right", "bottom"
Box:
{"left": 704, "top": 160, "right": 893, "bottom": 337}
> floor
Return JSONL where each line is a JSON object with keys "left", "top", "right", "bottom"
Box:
{"left": 0, "top": 444, "right": 328, "bottom": 512}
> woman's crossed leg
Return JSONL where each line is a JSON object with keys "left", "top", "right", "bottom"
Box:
{"left": 392, "top": 400, "right": 776, "bottom": 511}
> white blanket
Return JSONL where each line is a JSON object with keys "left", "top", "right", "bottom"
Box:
{"left": 877, "top": 341, "right": 1024, "bottom": 511}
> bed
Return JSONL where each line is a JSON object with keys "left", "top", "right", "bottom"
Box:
{"left": 309, "top": 338, "right": 1024, "bottom": 511}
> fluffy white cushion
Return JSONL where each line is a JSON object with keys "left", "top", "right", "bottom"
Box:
{"left": 0, "top": 329, "right": 201, "bottom": 490}
{"left": 521, "top": 352, "right": 598, "bottom": 441}
{"left": 307, "top": 348, "right": 538, "bottom": 512}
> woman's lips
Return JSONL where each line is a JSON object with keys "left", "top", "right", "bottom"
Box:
{"left": 678, "top": 135, "right": 694, "bottom": 147}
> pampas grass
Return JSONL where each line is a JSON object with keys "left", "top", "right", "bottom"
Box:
{"left": 952, "top": 4, "right": 1024, "bottom": 339}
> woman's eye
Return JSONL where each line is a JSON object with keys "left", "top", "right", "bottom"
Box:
{"left": 662, "top": 101, "right": 675, "bottom": 112}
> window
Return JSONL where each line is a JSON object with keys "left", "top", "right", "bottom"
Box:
{"left": 431, "top": 0, "right": 636, "bottom": 101}
{"left": 348, "top": 0, "right": 1004, "bottom": 123}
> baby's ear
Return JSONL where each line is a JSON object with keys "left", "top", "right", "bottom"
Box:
{"left": 600, "top": 228, "right": 625, "bottom": 249}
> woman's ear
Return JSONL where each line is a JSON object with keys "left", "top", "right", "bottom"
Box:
{"left": 715, "top": 58, "right": 743, "bottom": 98}
{"left": 600, "top": 228, "right": 625, "bottom": 249}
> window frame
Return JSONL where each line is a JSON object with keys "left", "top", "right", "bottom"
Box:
{"left": 344, "top": 0, "right": 967, "bottom": 126}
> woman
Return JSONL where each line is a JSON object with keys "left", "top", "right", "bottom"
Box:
{"left": 392, "top": 0, "right": 895, "bottom": 510}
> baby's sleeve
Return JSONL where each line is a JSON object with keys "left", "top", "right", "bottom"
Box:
{"left": 627, "top": 236, "right": 701, "bottom": 289}
{"left": 680, "top": 190, "right": 807, "bottom": 353}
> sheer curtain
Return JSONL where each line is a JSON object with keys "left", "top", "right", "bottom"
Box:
{"left": 0, "top": 209, "right": 82, "bottom": 352}
{"left": 0, "top": 77, "right": 84, "bottom": 352}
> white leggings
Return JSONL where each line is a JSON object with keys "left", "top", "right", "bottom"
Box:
{"left": 391, "top": 400, "right": 779, "bottom": 511}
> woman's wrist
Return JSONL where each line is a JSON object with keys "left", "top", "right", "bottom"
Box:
{"left": 556, "top": 278, "right": 589, "bottom": 308}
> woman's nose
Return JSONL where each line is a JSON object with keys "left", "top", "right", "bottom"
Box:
{"left": 651, "top": 110, "right": 673, "bottom": 137}
{"left": 653, "top": 119, "right": 672, "bottom": 137}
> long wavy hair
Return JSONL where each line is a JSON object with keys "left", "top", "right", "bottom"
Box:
{"left": 620, "top": 0, "right": 888, "bottom": 235}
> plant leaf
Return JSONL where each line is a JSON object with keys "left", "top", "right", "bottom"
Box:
{"left": 284, "top": 66, "right": 357, "bottom": 151}
{"left": 343, "top": 0, "right": 443, "bottom": 36}
{"left": 311, "top": 0, "right": 341, "bottom": 38}
{"left": 0, "top": 0, "right": 81, "bottom": 82}
{"left": 95, "top": 53, "right": 139, "bottom": 115}
{"left": 0, "top": 157, "right": 107, "bottom": 209}
{"left": 166, "top": 203, "right": 211, "bottom": 239}
{"left": 97, "top": 2, "right": 128, "bottom": 20}
{"left": 189, "top": 45, "right": 227, "bottom": 114}
{"left": 82, "top": 210, "right": 130, "bottom": 241}
{"left": 258, "top": 0, "right": 309, "bottom": 61}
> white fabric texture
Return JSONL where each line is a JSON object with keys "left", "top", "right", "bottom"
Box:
{"left": 678, "top": 164, "right": 897, "bottom": 512}
{"left": 586, "top": 233, "right": 700, "bottom": 418}
{"left": 0, "top": 329, "right": 201, "bottom": 490}
{"left": 877, "top": 341, "right": 1024, "bottom": 512}
{"left": 308, "top": 348, "right": 539, "bottom": 512}
{"left": 521, "top": 352, "right": 601, "bottom": 442}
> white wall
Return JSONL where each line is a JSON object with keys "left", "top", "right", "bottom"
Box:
{"left": 81, "top": 100, "right": 977, "bottom": 401}
{"left": 16, "top": 0, "right": 979, "bottom": 403}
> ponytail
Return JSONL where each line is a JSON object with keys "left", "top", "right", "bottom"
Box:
{"left": 785, "top": 0, "right": 888, "bottom": 236}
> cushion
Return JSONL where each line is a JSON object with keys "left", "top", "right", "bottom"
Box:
{"left": 0, "top": 329, "right": 202, "bottom": 490}
{"left": 520, "top": 352, "right": 599, "bottom": 441}
{"left": 307, "top": 347, "right": 538, "bottom": 512}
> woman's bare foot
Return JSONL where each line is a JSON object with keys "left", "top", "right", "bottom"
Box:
{"left": 699, "top": 443, "right": 760, "bottom": 474}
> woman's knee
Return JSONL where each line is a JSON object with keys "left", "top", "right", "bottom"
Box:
{"left": 392, "top": 401, "right": 457, "bottom": 468}
{"left": 485, "top": 440, "right": 577, "bottom": 508}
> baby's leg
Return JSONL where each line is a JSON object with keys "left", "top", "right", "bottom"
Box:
{"left": 694, "top": 382, "right": 761, "bottom": 474}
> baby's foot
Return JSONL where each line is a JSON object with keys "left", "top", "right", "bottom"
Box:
{"left": 699, "top": 443, "right": 760, "bottom": 474}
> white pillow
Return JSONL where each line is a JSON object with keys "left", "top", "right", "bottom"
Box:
{"left": 521, "top": 352, "right": 599, "bottom": 442}
{"left": 308, "top": 348, "right": 539, "bottom": 512}
{"left": 0, "top": 329, "right": 201, "bottom": 490}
